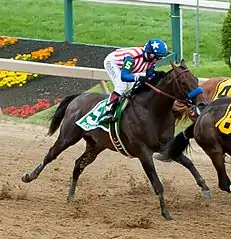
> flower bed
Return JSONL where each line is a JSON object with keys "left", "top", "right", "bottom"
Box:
{"left": 14, "top": 46, "right": 54, "bottom": 61}
{"left": 0, "top": 37, "right": 112, "bottom": 114}
{"left": 0, "top": 71, "right": 38, "bottom": 88}
{"left": 2, "top": 98, "right": 62, "bottom": 118}
{"left": 0, "top": 38, "right": 79, "bottom": 89}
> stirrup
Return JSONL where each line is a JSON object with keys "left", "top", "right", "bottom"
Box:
{"left": 100, "top": 109, "right": 117, "bottom": 123}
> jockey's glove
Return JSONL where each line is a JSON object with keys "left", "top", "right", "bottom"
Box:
{"left": 152, "top": 71, "right": 166, "bottom": 79}
{"left": 136, "top": 75, "right": 149, "bottom": 85}
{"left": 147, "top": 71, "right": 166, "bottom": 86}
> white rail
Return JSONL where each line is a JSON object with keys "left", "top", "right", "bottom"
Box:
{"left": 0, "top": 58, "right": 108, "bottom": 81}
{"left": 84, "top": 0, "right": 229, "bottom": 12}
{"left": 0, "top": 58, "right": 209, "bottom": 93}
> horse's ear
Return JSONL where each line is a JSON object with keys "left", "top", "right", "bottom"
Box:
{"left": 170, "top": 61, "right": 177, "bottom": 70}
{"left": 180, "top": 59, "right": 188, "bottom": 69}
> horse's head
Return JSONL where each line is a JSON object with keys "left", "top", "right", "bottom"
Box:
{"left": 162, "top": 59, "right": 209, "bottom": 116}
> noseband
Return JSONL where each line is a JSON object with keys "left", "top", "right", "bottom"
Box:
{"left": 145, "top": 68, "right": 203, "bottom": 107}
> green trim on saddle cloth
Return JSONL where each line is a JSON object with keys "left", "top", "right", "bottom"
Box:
{"left": 75, "top": 98, "right": 127, "bottom": 134}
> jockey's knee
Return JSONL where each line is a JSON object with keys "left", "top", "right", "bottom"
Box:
{"left": 114, "top": 84, "right": 127, "bottom": 96}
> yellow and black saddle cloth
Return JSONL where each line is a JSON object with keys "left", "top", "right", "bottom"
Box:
{"left": 212, "top": 78, "right": 231, "bottom": 101}
{"left": 213, "top": 79, "right": 231, "bottom": 135}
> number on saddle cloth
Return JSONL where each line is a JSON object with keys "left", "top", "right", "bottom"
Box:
{"left": 75, "top": 99, "right": 110, "bottom": 132}
{"left": 215, "top": 102, "right": 231, "bottom": 135}
{"left": 75, "top": 97, "right": 129, "bottom": 133}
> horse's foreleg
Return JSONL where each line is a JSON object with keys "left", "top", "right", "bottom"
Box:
{"left": 67, "top": 139, "right": 104, "bottom": 202}
{"left": 22, "top": 129, "right": 81, "bottom": 183}
{"left": 139, "top": 146, "right": 172, "bottom": 221}
{"left": 174, "top": 154, "right": 211, "bottom": 198}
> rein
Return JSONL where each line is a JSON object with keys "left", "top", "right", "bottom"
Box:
{"left": 144, "top": 82, "right": 189, "bottom": 106}
{"left": 144, "top": 69, "right": 191, "bottom": 106}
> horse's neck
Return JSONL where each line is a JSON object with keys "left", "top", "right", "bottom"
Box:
{"left": 134, "top": 79, "right": 175, "bottom": 118}
{"left": 147, "top": 89, "right": 175, "bottom": 117}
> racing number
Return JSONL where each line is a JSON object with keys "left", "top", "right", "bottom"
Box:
{"left": 86, "top": 105, "right": 103, "bottom": 125}
{"left": 217, "top": 110, "right": 231, "bottom": 135}
{"left": 217, "top": 85, "right": 231, "bottom": 98}
{"left": 124, "top": 60, "right": 133, "bottom": 70}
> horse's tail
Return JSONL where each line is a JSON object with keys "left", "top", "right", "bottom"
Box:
{"left": 168, "top": 123, "right": 195, "bottom": 159}
{"left": 48, "top": 94, "right": 80, "bottom": 136}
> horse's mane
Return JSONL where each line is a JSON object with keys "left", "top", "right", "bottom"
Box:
{"left": 133, "top": 66, "right": 191, "bottom": 123}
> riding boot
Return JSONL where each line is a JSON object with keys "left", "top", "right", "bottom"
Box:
{"left": 100, "top": 91, "right": 120, "bottom": 122}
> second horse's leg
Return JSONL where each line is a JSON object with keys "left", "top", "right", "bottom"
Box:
{"left": 174, "top": 154, "right": 211, "bottom": 199}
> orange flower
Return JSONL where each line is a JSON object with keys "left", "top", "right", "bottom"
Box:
{"left": 0, "top": 36, "right": 18, "bottom": 48}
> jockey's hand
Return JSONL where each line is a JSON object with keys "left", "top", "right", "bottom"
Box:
{"left": 153, "top": 71, "right": 166, "bottom": 79}
{"left": 137, "top": 75, "right": 148, "bottom": 85}
{"left": 148, "top": 71, "right": 166, "bottom": 86}
{"left": 131, "top": 75, "right": 148, "bottom": 93}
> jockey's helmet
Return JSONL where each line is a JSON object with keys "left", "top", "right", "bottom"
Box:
{"left": 144, "top": 38, "right": 168, "bottom": 58}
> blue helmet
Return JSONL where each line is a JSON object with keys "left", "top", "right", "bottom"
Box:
{"left": 144, "top": 38, "right": 168, "bottom": 57}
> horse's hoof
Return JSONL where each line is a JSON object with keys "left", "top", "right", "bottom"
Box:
{"left": 163, "top": 213, "right": 173, "bottom": 221}
{"left": 201, "top": 190, "right": 211, "bottom": 199}
{"left": 22, "top": 173, "right": 32, "bottom": 183}
{"left": 67, "top": 196, "right": 74, "bottom": 203}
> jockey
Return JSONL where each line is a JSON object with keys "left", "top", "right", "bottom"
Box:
{"left": 102, "top": 38, "right": 169, "bottom": 122}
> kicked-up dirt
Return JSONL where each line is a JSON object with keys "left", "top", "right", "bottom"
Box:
{"left": 0, "top": 121, "right": 231, "bottom": 239}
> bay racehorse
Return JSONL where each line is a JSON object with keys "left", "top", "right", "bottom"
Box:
{"left": 21, "top": 60, "right": 211, "bottom": 220}
{"left": 155, "top": 77, "right": 231, "bottom": 163}
{"left": 166, "top": 97, "right": 231, "bottom": 193}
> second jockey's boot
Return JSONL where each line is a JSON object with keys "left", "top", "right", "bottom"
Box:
{"left": 100, "top": 91, "right": 120, "bottom": 122}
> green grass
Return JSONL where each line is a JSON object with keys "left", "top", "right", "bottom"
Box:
{"left": 1, "top": 0, "right": 230, "bottom": 76}
{"left": 0, "top": 105, "right": 58, "bottom": 127}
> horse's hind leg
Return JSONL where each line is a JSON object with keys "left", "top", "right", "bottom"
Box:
{"left": 204, "top": 151, "right": 231, "bottom": 192}
{"left": 22, "top": 126, "right": 82, "bottom": 183}
{"left": 67, "top": 136, "right": 104, "bottom": 202}
{"left": 174, "top": 154, "right": 211, "bottom": 199}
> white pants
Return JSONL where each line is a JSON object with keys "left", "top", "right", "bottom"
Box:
{"left": 104, "top": 52, "right": 135, "bottom": 95}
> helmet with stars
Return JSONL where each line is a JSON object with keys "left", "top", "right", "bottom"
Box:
{"left": 144, "top": 38, "right": 168, "bottom": 58}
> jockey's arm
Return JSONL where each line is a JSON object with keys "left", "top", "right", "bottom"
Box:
{"left": 121, "top": 56, "right": 138, "bottom": 82}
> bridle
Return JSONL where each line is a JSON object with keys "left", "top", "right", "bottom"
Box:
{"left": 144, "top": 68, "right": 194, "bottom": 107}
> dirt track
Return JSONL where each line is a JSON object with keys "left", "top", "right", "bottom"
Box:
{"left": 0, "top": 121, "right": 231, "bottom": 239}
